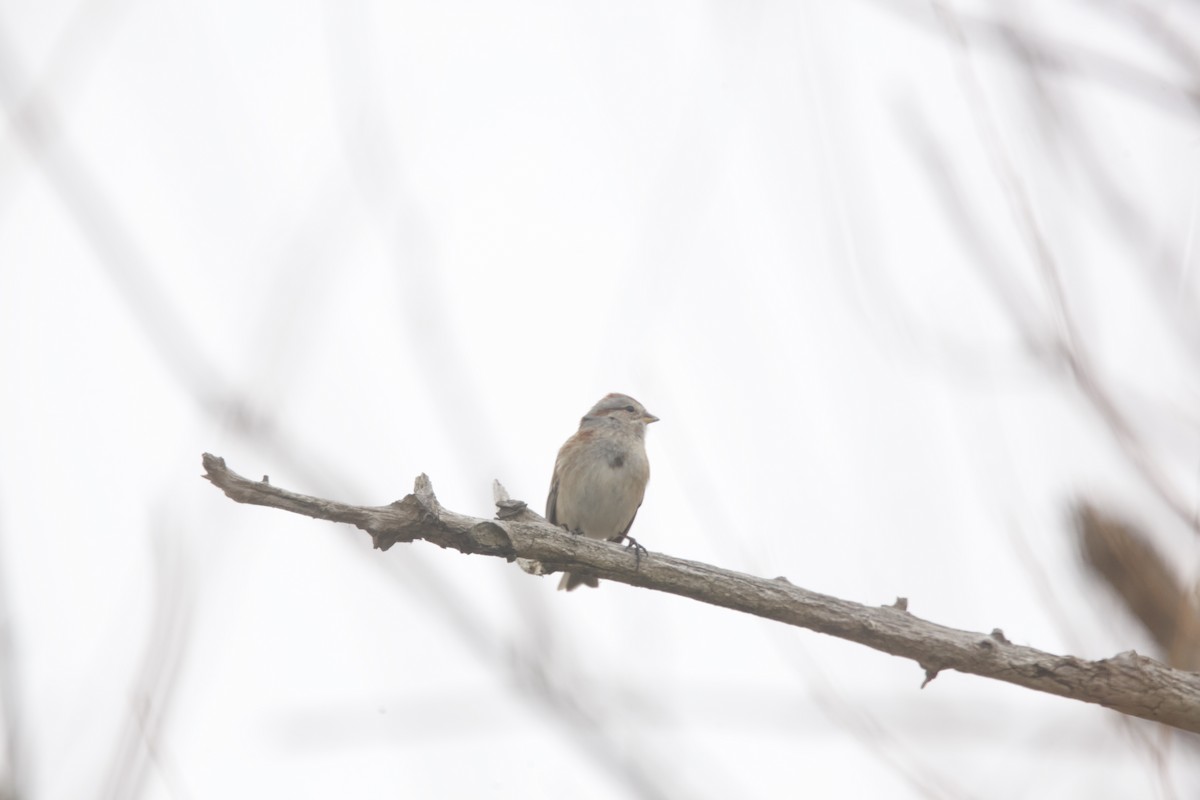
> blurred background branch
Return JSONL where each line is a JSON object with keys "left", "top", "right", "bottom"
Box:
{"left": 1075, "top": 501, "right": 1200, "bottom": 672}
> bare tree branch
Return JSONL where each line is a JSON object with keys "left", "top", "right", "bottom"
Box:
{"left": 202, "top": 453, "right": 1200, "bottom": 735}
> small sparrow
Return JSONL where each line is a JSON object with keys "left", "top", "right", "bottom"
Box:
{"left": 547, "top": 393, "right": 659, "bottom": 591}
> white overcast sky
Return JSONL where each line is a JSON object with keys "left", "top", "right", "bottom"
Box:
{"left": 2, "top": 1, "right": 1200, "bottom": 798}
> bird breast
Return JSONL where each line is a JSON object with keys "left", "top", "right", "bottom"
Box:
{"left": 554, "top": 432, "right": 649, "bottom": 540}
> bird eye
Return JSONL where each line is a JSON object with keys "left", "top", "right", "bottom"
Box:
{"left": 624, "top": 405, "right": 635, "bottom": 413}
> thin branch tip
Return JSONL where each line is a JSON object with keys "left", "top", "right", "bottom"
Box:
{"left": 412, "top": 474, "right": 440, "bottom": 508}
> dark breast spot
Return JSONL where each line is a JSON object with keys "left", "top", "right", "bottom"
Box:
{"left": 608, "top": 454, "right": 625, "bottom": 469}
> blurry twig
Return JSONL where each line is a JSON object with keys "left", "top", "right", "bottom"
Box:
{"left": 0, "top": 25, "right": 234, "bottom": 417}
{"left": 998, "top": 5, "right": 1200, "bottom": 369}
{"left": 873, "top": 0, "right": 1200, "bottom": 121}
{"left": 776, "top": 642, "right": 976, "bottom": 800}
{"left": 99, "top": 526, "right": 194, "bottom": 800}
{"left": 1102, "top": 0, "right": 1200, "bottom": 82}
{"left": 0, "top": 505, "right": 22, "bottom": 800}
{"left": 932, "top": 1, "right": 1200, "bottom": 537}
{"left": 0, "top": 0, "right": 132, "bottom": 208}
{"left": 893, "top": 100, "right": 1048, "bottom": 351}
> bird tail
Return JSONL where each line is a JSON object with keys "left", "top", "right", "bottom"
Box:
{"left": 558, "top": 572, "right": 600, "bottom": 591}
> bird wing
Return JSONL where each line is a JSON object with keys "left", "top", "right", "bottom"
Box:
{"left": 545, "top": 476, "right": 559, "bottom": 525}
{"left": 610, "top": 499, "right": 644, "bottom": 543}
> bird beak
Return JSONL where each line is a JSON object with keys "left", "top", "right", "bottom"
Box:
{"left": 642, "top": 413, "right": 660, "bottom": 424}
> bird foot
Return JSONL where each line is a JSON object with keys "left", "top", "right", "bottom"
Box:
{"left": 618, "top": 535, "right": 647, "bottom": 569}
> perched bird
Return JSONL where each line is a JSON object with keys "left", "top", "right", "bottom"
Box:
{"left": 547, "top": 393, "right": 658, "bottom": 591}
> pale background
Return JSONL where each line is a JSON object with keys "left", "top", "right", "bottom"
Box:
{"left": 1, "top": 0, "right": 1199, "bottom": 798}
